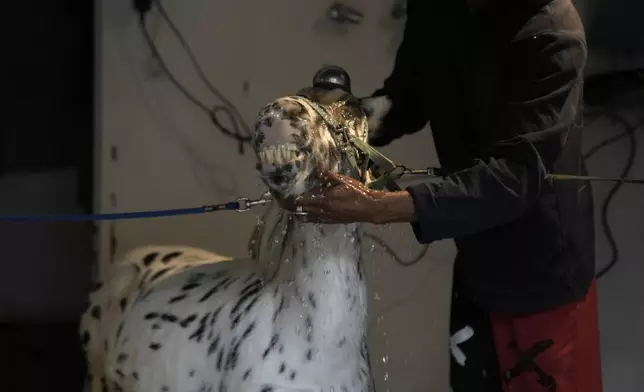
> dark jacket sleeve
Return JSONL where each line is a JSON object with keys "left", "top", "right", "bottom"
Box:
{"left": 369, "top": 0, "right": 430, "bottom": 141}
{"left": 406, "top": 32, "right": 587, "bottom": 243}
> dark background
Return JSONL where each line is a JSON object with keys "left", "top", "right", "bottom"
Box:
{"left": 1, "top": 0, "right": 94, "bottom": 211}
{"left": 0, "top": 1, "right": 93, "bottom": 391}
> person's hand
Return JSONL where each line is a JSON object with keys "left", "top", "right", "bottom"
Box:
{"left": 280, "top": 170, "right": 386, "bottom": 224}
{"left": 360, "top": 96, "right": 395, "bottom": 147}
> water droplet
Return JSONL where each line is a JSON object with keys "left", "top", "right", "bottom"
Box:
{"left": 383, "top": 372, "right": 389, "bottom": 381}
{"left": 382, "top": 355, "right": 388, "bottom": 364}
{"left": 374, "top": 292, "right": 381, "bottom": 301}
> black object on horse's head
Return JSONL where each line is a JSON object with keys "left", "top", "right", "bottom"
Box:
{"left": 312, "top": 65, "right": 352, "bottom": 94}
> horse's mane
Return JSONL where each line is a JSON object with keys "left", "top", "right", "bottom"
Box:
{"left": 296, "top": 87, "right": 364, "bottom": 121}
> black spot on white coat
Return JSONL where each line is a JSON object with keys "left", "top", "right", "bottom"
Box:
{"left": 142, "top": 252, "right": 158, "bottom": 266}
{"left": 90, "top": 305, "right": 101, "bottom": 320}
{"left": 161, "top": 251, "right": 182, "bottom": 263}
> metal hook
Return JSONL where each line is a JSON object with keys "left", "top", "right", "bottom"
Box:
{"left": 327, "top": 2, "right": 364, "bottom": 25}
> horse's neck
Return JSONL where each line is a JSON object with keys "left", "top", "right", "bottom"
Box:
{"left": 279, "top": 222, "right": 367, "bottom": 334}
{"left": 292, "top": 222, "right": 364, "bottom": 288}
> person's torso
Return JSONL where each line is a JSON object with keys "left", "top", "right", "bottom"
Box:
{"left": 417, "top": 0, "right": 596, "bottom": 313}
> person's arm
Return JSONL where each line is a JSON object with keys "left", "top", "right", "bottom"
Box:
{"left": 363, "top": 0, "right": 430, "bottom": 146}
{"left": 373, "top": 32, "right": 587, "bottom": 243}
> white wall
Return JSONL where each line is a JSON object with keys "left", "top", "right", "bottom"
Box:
{"left": 98, "top": 0, "right": 644, "bottom": 391}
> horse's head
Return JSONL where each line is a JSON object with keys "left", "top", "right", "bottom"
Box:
{"left": 252, "top": 66, "right": 369, "bottom": 199}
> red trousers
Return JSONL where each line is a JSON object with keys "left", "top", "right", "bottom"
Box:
{"left": 490, "top": 280, "right": 603, "bottom": 392}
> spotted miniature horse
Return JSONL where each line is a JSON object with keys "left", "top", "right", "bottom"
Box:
{"left": 80, "top": 81, "right": 377, "bottom": 392}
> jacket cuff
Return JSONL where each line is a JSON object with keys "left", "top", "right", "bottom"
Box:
{"left": 406, "top": 183, "right": 439, "bottom": 244}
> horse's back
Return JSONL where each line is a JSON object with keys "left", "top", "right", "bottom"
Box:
{"left": 101, "top": 264, "right": 278, "bottom": 392}
{"left": 81, "top": 245, "right": 241, "bottom": 392}
{"left": 122, "top": 245, "right": 234, "bottom": 268}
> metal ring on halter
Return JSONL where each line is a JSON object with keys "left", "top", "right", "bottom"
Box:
{"left": 294, "top": 205, "right": 308, "bottom": 216}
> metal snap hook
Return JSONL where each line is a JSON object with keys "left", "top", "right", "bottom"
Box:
{"left": 327, "top": 2, "right": 364, "bottom": 25}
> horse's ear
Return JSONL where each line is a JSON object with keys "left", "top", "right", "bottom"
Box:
{"left": 299, "top": 87, "right": 350, "bottom": 107}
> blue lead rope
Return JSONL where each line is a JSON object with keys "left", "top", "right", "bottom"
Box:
{"left": 1, "top": 171, "right": 641, "bottom": 223}
{"left": 0, "top": 202, "right": 241, "bottom": 223}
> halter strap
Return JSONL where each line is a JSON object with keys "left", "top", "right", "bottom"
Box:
{"left": 293, "top": 95, "right": 401, "bottom": 191}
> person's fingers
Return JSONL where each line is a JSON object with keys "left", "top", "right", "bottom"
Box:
{"left": 320, "top": 170, "right": 368, "bottom": 191}
{"left": 308, "top": 186, "right": 328, "bottom": 199}
{"left": 296, "top": 205, "right": 348, "bottom": 223}
{"left": 298, "top": 205, "right": 327, "bottom": 216}
{"left": 292, "top": 189, "right": 330, "bottom": 208}
{"left": 282, "top": 189, "right": 328, "bottom": 211}
{"left": 317, "top": 169, "right": 346, "bottom": 186}
{"left": 296, "top": 214, "right": 340, "bottom": 224}
{"left": 278, "top": 196, "right": 298, "bottom": 212}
